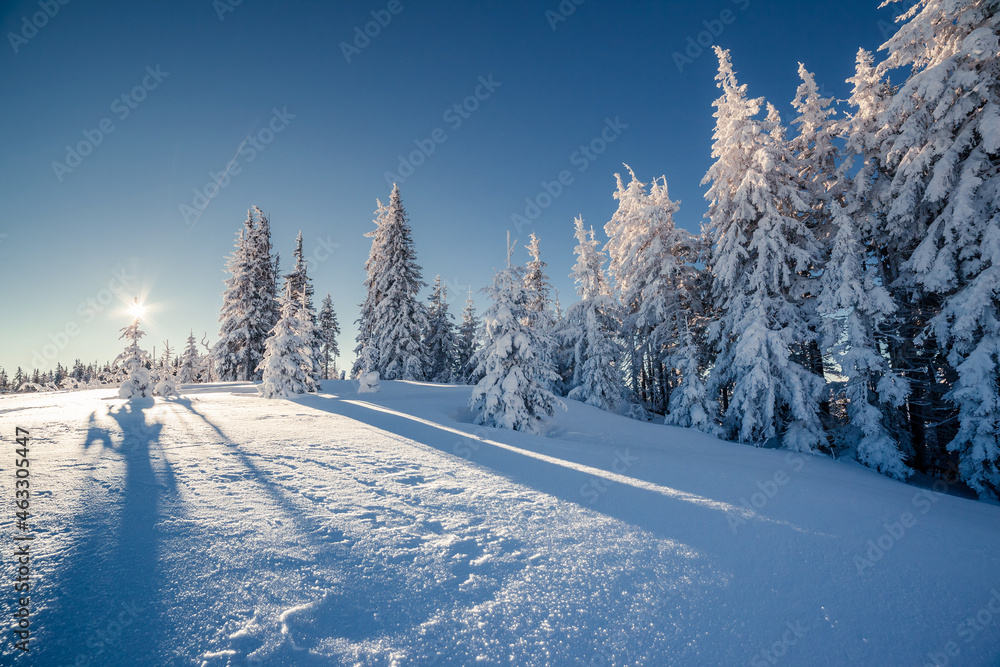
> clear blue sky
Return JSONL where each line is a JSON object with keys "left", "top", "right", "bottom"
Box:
{"left": 0, "top": 0, "right": 904, "bottom": 374}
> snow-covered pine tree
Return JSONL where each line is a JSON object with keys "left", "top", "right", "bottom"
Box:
{"left": 215, "top": 224, "right": 251, "bottom": 381}
{"left": 258, "top": 283, "right": 318, "bottom": 399}
{"left": 876, "top": 0, "right": 1000, "bottom": 496}
{"left": 178, "top": 330, "right": 201, "bottom": 383}
{"left": 664, "top": 314, "right": 718, "bottom": 433}
{"left": 563, "top": 216, "right": 626, "bottom": 412}
{"left": 603, "top": 166, "right": 698, "bottom": 414}
{"left": 246, "top": 207, "right": 278, "bottom": 380}
{"left": 358, "top": 184, "right": 430, "bottom": 381}
{"left": 702, "top": 47, "right": 825, "bottom": 451}
{"left": 818, "top": 200, "right": 910, "bottom": 478}
{"left": 523, "top": 233, "right": 559, "bottom": 392}
{"left": 353, "top": 198, "right": 389, "bottom": 378}
{"left": 214, "top": 207, "right": 277, "bottom": 381}
{"left": 285, "top": 231, "right": 322, "bottom": 383}
{"left": 811, "top": 48, "right": 912, "bottom": 479}
{"left": 789, "top": 63, "right": 840, "bottom": 390}
{"left": 115, "top": 319, "right": 152, "bottom": 399}
{"left": 318, "top": 294, "right": 341, "bottom": 381}
{"left": 454, "top": 288, "right": 480, "bottom": 384}
{"left": 153, "top": 339, "right": 178, "bottom": 397}
{"left": 469, "top": 240, "right": 564, "bottom": 433}
{"left": 425, "top": 275, "right": 457, "bottom": 383}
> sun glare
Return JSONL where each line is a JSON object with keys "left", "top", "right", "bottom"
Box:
{"left": 128, "top": 301, "right": 147, "bottom": 320}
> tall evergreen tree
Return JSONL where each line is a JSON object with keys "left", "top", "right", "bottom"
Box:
{"left": 523, "top": 234, "right": 559, "bottom": 391}
{"left": 815, "top": 48, "right": 912, "bottom": 479}
{"left": 285, "top": 231, "right": 322, "bottom": 383}
{"left": 355, "top": 184, "right": 430, "bottom": 380}
{"left": 354, "top": 198, "right": 389, "bottom": 377}
{"left": 789, "top": 63, "right": 839, "bottom": 392}
{"left": 179, "top": 331, "right": 201, "bottom": 383}
{"left": 604, "top": 167, "right": 698, "bottom": 414}
{"left": 115, "top": 317, "right": 152, "bottom": 399}
{"left": 702, "top": 47, "right": 825, "bottom": 451}
{"left": 214, "top": 207, "right": 276, "bottom": 381}
{"left": 455, "top": 288, "right": 480, "bottom": 384}
{"left": 877, "top": 0, "right": 1000, "bottom": 495}
{"left": 258, "top": 283, "right": 317, "bottom": 398}
{"left": 470, "top": 244, "right": 563, "bottom": 433}
{"left": 563, "top": 216, "right": 626, "bottom": 411}
{"left": 425, "top": 276, "right": 457, "bottom": 383}
{"left": 318, "top": 294, "right": 341, "bottom": 381}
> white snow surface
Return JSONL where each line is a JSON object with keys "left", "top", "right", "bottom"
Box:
{"left": 1, "top": 380, "right": 998, "bottom": 665}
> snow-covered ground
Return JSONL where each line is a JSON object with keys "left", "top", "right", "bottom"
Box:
{"left": 1, "top": 380, "right": 999, "bottom": 666}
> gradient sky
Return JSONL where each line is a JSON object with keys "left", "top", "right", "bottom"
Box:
{"left": 0, "top": 0, "right": 907, "bottom": 374}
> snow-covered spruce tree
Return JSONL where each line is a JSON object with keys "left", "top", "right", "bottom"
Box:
{"left": 246, "top": 207, "right": 278, "bottom": 380}
{"left": 318, "top": 294, "right": 341, "bottom": 381}
{"left": 811, "top": 49, "right": 911, "bottom": 479}
{"left": 469, "top": 248, "right": 564, "bottom": 433}
{"left": 702, "top": 47, "right": 825, "bottom": 451}
{"left": 258, "top": 283, "right": 318, "bottom": 399}
{"left": 115, "top": 319, "right": 153, "bottom": 399}
{"left": 152, "top": 339, "right": 178, "bottom": 397}
{"left": 353, "top": 198, "right": 389, "bottom": 378}
{"left": 876, "top": 0, "right": 1000, "bottom": 496}
{"left": 665, "top": 315, "right": 718, "bottom": 433}
{"left": 563, "top": 216, "right": 626, "bottom": 412}
{"left": 425, "top": 276, "right": 457, "bottom": 383}
{"left": 214, "top": 224, "right": 251, "bottom": 381}
{"left": 603, "top": 166, "right": 699, "bottom": 414}
{"left": 178, "top": 331, "right": 201, "bottom": 383}
{"left": 818, "top": 201, "right": 911, "bottom": 478}
{"left": 789, "top": 63, "right": 840, "bottom": 388}
{"left": 454, "top": 288, "right": 480, "bottom": 384}
{"left": 523, "top": 233, "right": 559, "bottom": 392}
{"left": 356, "top": 184, "right": 430, "bottom": 381}
{"left": 285, "top": 231, "right": 322, "bottom": 383}
{"left": 214, "top": 207, "right": 276, "bottom": 381}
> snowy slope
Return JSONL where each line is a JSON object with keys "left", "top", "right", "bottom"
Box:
{"left": 1, "top": 380, "right": 998, "bottom": 666}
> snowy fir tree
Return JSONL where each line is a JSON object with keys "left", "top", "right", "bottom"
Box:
{"left": 469, "top": 241, "right": 564, "bottom": 433}
{"left": 809, "top": 47, "right": 911, "bottom": 480}
{"left": 318, "top": 294, "right": 341, "bottom": 381}
{"left": 114, "top": 318, "right": 152, "bottom": 399}
{"left": 353, "top": 198, "right": 389, "bottom": 378}
{"left": 214, "top": 206, "right": 277, "bottom": 381}
{"left": 522, "top": 233, "right": 559, "bottom": 392}
{"left": 562, "top": 216, "right": 626, "bottom": 412}
{"left": 152, "top": 339, "right": 178, "bottom": 397}
{"left": 818, "top": 201, "right": 910, "bottom": 478}
{"left": 702, "top": 47, "right": 825, "bottom": 451}
{"left": 454, "top": 288, "right": 481, "bottom": 384}
{"left": 789, "top": 62, "right": 840, "bottom": 385}
{"left": 664, "top": 315, "right": 718, "bottom": 433}
{"left": 354, "top": 184, "right": 430, "bottom": 380}
{"left": 603, "top": 166, "right": 700, "bottom": 414}
{"left": 178, "top": 331, "right": 201, "bottom": 383}
{"left": 425, "top": 275, "right": 458, "bottom": 383}
{"left": 285, "top": 231, "right": 322, "bottom": 383}
{"left": 258, "top": 283, "right": 318, "bottom": 399}
{"left": 875, "top": 0, "right": 1000, "bottom": 496}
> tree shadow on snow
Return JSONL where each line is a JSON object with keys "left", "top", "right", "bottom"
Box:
{"left": 39, "top": 398, "right": 174, "bottom": 665}
{"left": 287, "top": 394, "right": 845, "bottom": 642}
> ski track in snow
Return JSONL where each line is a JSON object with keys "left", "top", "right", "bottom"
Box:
{"left": 0, "top": 380, "right": 999, "bottom": 666}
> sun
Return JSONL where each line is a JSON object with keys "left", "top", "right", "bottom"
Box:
{"left": 128, "top": 300, "right": 147, "bottom": 320}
